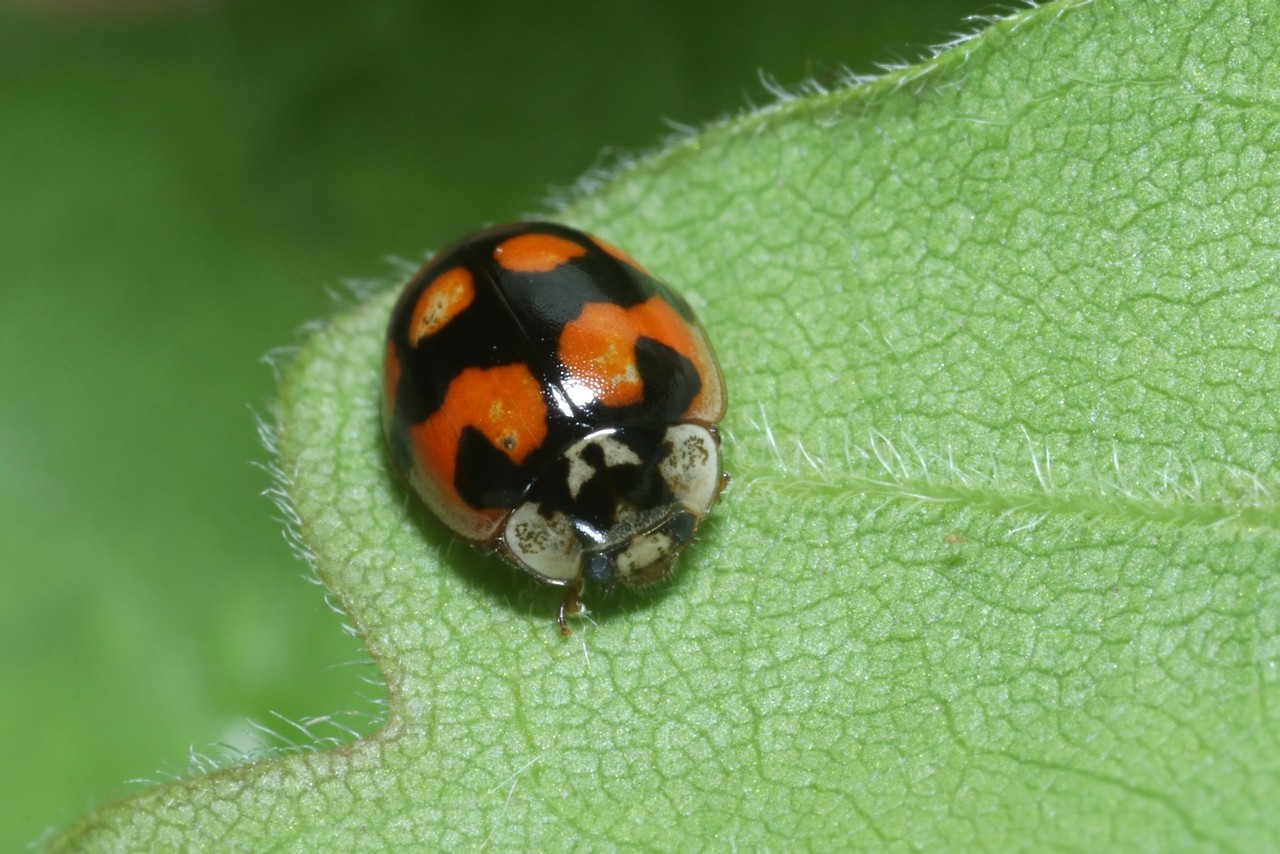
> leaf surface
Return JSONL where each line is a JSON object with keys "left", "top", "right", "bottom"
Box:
{"left": 54, "top": 0, "right": 1280, "bottom": 848}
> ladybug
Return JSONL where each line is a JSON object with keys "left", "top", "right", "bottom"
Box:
{"left": 382, "top": 222, "right": 727, "bottom": 633}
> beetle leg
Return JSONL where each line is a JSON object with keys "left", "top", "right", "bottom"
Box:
{"left": 557, "top": 580, "right": 584, "bottom": 636}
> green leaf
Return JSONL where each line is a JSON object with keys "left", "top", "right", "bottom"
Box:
{"left": 52, "top": 0, "right": 1280, "bottom": 848}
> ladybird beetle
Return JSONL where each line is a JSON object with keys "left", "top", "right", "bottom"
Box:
{"left": 382, "top": 222, "right": 727, "bottom": 633}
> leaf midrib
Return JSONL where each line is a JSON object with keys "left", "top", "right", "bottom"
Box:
{"left": 750, "top": 452, "right": 1280, "bottom": 535}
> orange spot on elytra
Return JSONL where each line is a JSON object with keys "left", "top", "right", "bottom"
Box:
{"left": 493, "top": 232, "right": 587, "bottom": 273}
{"left": 411, "top": 364, "right": 548, "bottom": 499}
{"left": 409, "top": 266, "right": 474, "bottom": 345}
{"left": 559, "top": 296, "right": 708, "bottom": 410}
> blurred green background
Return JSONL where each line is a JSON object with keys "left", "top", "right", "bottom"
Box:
{"left": 1, "top": 0, "right": 985, "bottom": 845}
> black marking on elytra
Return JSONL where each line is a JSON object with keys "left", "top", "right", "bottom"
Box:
{"left": 453, "top": 426, "right": 537, "bottom": 510}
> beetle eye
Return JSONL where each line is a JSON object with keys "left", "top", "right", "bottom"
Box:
{"left": 584, "top": 552, "right": 615, "bottom": 587}
{"left": 667, "top": 509, "right": 696, "bottom": 546}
